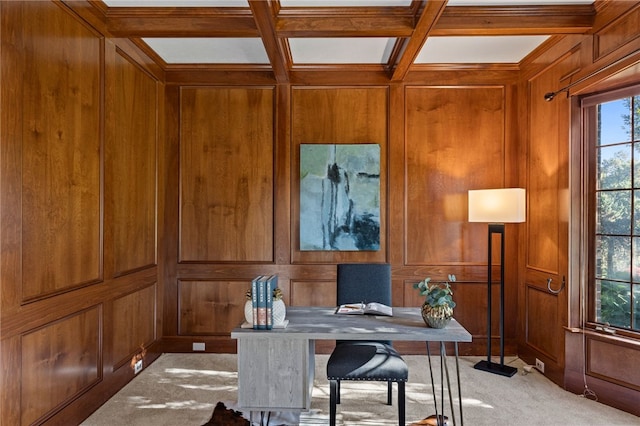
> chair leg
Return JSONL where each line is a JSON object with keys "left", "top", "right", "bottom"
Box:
{"left": 387, "top": 381, "right": 392, "bottom": 405}
{"left": 336, "top": 380, "right": 341, "bottom": 404}
{"left": 398, "top": 381, "right": 405, "bottom": 426}
{"left": 330, "top": 380, "right": 338, "bottom": 426}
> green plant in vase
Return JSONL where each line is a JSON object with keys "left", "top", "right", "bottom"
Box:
{"left": 413, "top": 274, "right": 456, "bottom": 328}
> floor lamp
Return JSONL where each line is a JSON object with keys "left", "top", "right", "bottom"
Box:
{"left": 468, "top": 188, "right": 526, "bottom": 377}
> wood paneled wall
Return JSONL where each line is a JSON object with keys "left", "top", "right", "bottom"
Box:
{"left": 1, "top": 2, "right": 162, "bottom": 424}
{"left": 164, "top": 81, "right": 522, "bottom": 357}
{"left": 519, "top": 41, "right": 581, "bottom": 385}
{"left": 3, "top": 0, "right": 640, "bottom": 423}
{"left": 519, "top": 3, "right": 640, "bottom": 416}
{"left": 291, "top": 87, "right": 389, "bottom": 264}
{"left": 179, "top": 87, "right": 274, "bottom": 263}
{"left": 405, "top": 86, "right": 506, "bottom": 266}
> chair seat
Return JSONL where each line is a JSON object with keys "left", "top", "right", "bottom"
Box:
{"left": 327, "top": 341, "right": 408, "bottom": 382}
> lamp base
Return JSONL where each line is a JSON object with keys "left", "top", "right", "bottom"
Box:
{"left": 473, "top": 360, "right": 517, "bottom": 377}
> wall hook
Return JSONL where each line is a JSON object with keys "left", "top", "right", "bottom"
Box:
{"left": 547, "top": 276, "right": 565, "bottom": 294}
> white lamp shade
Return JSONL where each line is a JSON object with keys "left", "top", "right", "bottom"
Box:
{"left": 468, "top": 188, "right": 526, "bottom": 223}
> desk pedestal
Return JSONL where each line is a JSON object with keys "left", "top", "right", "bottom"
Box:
{"left": 237, "top": 337, "right": 315, "bottom": 411}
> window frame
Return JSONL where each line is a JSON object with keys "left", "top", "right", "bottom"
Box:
{"left": 581, "top": 84, "right": 640, "bottom": 337}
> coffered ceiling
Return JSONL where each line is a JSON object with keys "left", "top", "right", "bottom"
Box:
{"left": 99, "top": 0, "right": 596, "bottom": 81}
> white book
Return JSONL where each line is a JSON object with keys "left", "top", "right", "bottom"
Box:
{"left": 335, "top": 302, "right": 392, "bottom": 317}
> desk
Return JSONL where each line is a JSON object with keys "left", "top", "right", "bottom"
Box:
{"left": 231, "top": 307, "right": 472, "bottom": 423}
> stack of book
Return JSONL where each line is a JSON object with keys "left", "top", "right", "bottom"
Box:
{"left": 249, "top": 274, "right": 279, "bottom": 330}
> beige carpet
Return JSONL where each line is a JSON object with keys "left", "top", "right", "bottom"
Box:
{"left": 82, "top": 353, "right": 639, "bottom": 426}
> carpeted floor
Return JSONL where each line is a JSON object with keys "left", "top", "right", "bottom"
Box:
{"left": 82, "top": 353, "right": 639, "bottom": 426}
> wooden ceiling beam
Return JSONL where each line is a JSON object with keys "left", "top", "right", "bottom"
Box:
{"left": 432, "top": 5, "right": 595, "bottom": 36}
{"left": 102, "top": 4, "right": 594, "bottom": 38}
{"left": 390, "top": 0, "right": 448, "bottom": 81}
{"left": 276, "top": 16, "right": 415, "bottom": 38}
{"left": 249, "top": 0, "right": 290, "bottom": 83}
{"left": 104, "top": 7, "right": 259, "bottom": 37}
{"left": 275, "top": 7, "right": 416, "bottom": 37}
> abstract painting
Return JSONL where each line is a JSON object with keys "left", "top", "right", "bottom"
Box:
{"left": 300, "top": 144, "right": 380, "bottom": 251}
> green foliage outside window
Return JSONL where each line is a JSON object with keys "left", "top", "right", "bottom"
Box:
{"left": 594, "top": 95, "right": 640, "bottom": 331}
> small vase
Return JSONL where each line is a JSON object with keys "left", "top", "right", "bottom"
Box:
{"left": 421, "top": 303, "right": 452, "bottom": 329}
{"left": 272, "top": 299, "right": 286, "bottom": 325}
{"left": 244, "top": 300, "right": 253, "bottom": 324}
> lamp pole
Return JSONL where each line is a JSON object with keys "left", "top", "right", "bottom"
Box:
{"left": 468, "top": 188, "right": 525, "bottom": 378}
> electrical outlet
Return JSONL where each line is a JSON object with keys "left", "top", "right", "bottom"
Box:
{"left": 193, "top": 342, "right": 205, "bottom": 351}
{"left": 134, "top": 359, "right": 143, "bottom": 374}
{"left": 535, "top": 358, "right": 545, "bottom": 373}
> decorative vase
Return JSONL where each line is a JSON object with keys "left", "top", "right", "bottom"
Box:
{"left": 272, "top": 299, "right": 286, "bottom": 325}
{"left": 244, "top": 299, "right": 287, "bottom": 326}
{"left": 244, "top": 300, "right": 253, "bottom": 324}
{"left": 421, "top": 302, "right": 452, "bottom": 329}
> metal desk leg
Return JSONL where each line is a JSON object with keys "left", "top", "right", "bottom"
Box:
{"left": 455, "top": 343, "right": 464, "bottom": 426}
{"left": 441, "top": 342, "right": 456, "bottom": 426}
{"left": 426, "top": 342, "right": 440, "bottom": 423}
{"left": 426, "top": 341, "right": 465, "bottom": 426}
{"left": 439, "top": 346, "right": 445, "bottom": 425}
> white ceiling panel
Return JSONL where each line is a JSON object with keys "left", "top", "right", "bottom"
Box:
{"left": 142, "top": 38, "right": 269, "bottom": 64}
{"left": 416, "top": 36, "right": 550, "bottom": 64}
{"left": 102, "top": 0, "right": 596, "bottom": 69}
{"left": 289, "top": 38, "right": 396, "bottom": 64}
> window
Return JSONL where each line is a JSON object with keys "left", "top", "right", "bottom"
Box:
{"left": 584, "top": 85, "right": 640, "bottom": 333}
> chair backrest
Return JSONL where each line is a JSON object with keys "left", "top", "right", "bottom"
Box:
{"left": 337, "top": 263, "right": 391, "bottom": 306}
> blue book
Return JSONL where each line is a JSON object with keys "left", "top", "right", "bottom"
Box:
{"left": 251, "top": 275, "right": 262, "bottom": 329}
{"left": 265, "top": 275, "right": 277, "bottom": 330}
{"left": 257, "top": 276, "right": 268, "bottom": 330}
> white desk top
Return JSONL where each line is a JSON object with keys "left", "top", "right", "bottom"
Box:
{"left": 231, "top": 306, "right": 472, "bottom": 342}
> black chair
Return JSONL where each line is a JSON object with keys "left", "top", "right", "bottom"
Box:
{"left": 326, "top": 263, "right": 408, "bottom": 426}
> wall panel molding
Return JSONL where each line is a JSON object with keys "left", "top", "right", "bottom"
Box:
{"left": 290, "top": 87, "right": 389, "bottom": 265}
{"left": 17, "top": 0, "right": 103, "bottom": 302}
{"left": 178, "top": 280, "right": 248, "bottom": 335}
{"left": 20, "top": 306, "right": 102, "bottom": 425}
{"left": 404, "top": 85, "right": 507, "bottom": 266}
{"left": 105, "top": 46, "right": 159, "bottom": 278}
{"left": 179, "top": 87, "right": 275, "bottom": 263}
{"left": 110, "top": 283, "right": 157, "bottom": 371}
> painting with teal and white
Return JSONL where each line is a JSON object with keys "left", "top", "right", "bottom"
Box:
{"left": 300, "top": 144, "right": 380, "bottom": 251}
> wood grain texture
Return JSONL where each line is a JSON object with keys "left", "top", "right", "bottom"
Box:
{"left": 290, "top": 87, "right": 388, "bottom": 264}
{"left": 179, "top": 87, "right": 274, "bottom": 262}
{"left": 179, "top": 280, "right": 248, "bottom": 335}
{"left": 594, "top": 4, "right": 640, "bottom": 60}
{"left": 525, "top": 284, "right": 559, "bottom": 360}
{"left": 290, "top": 280, "right": 336, "bottom": 307}
{"left": 21, "top": 307, "right": 101, "bottom": 425}
{"left": 587, "top": 336, "right": 640, "bottom": 391}
{"left": 159, "top": 85, "right": 181, "bottom": 338}
{"left": 526, "top": 56, "right": 577, "bottom": 274}
{"left": 1, "top": 3, "right": 164, "bottom": 424}
{"left": 519, "top": 44, "right": 579, "bottom": 383}
{"left": 2, "top": 1, "right": 640, "bottom": 423}
{"left": 19, "top": 0, "right": 102, "bottom": 300}
{"left": 110, "top": 283, "right": 157, "bottom": 370}
{"left": 106, "top": 48, "right": 158, "bottom": 277}
{"left": 1, "top": 0, "right": 25, "bottom": 311}
{"left": 237, "top": 337, "right": 313, "bottom": 410}
{"left": 405, "top": 86, "right": 506, "bottom": 265}
{"left": 0, "top": 336, "right": 21, "bottom": 425}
